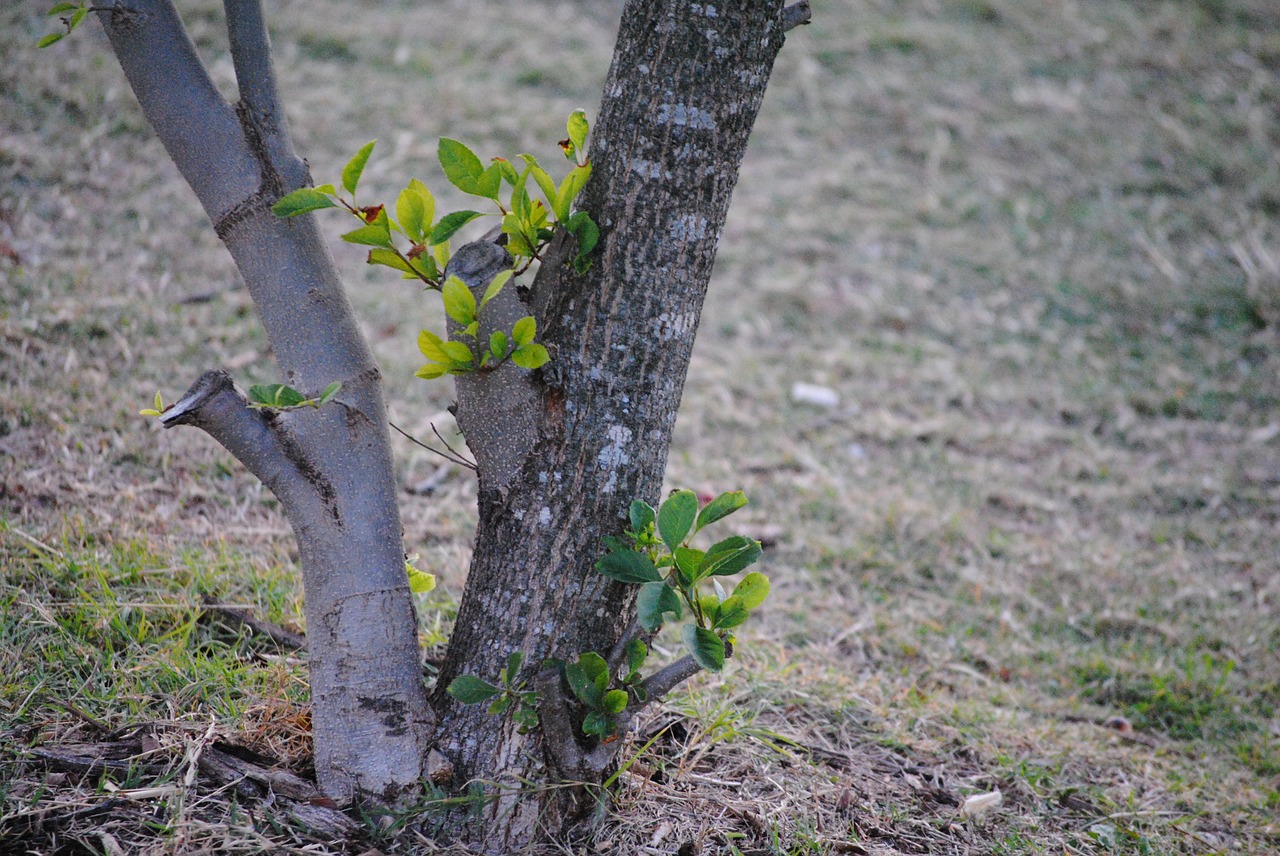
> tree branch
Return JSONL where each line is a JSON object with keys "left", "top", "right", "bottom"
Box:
{"left": 223, "top": 0, "right": 309, "bottom": 193}
{"left": 782, "top": 1, "right": 812, "bottom": 32}
{"left": 160, "top": 370, "right": 337, "bottom": 522}
{"left": 638, "top": 654, "right": 702, "bottom": 702}
{"left": 97, "top": 0, "right": 261, "bottom": 223}
{"left": 533, "top": 667, "right": 587, "bottom": 778}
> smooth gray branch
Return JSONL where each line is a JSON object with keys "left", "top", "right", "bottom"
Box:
{"left": 782, "top": 1, "right": 811, "bottom": 32}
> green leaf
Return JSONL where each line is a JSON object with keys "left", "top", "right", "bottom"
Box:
{"left": 629, "top": 500, "right": 656, "bottom": 534}
{"left": 476, "top": 163, "right": 504, "bottom": 201}
{"left": 701, "top": 536, "right": 763, "bottom": 577}
{"left": 396, "top": 185, "right": 426, "bottom": 243}
{"left": 318, "top": 381, "right": 342, "bottom": 405}
{"left": 513, "top": 706, "right": 539, "bottom": 731}
{"left": 489, "top": 330, "right": 509, "bottom": 360}
{"left": 37, "top": 32, "right": 65, "bottom": 48}
{"left": 429, "top": 210, "right": 485, "bottom": 245}
{"left": 272, "top": 188, "right": 338, "bottom": 218}
{"left": 637, "top": 580, "right": 682, "bottom": 632}
{"left": 596, "top": 550, "right": 661, "bottom": 584}
{"left": 442, "top": 275, "right": 477, "bottom": 326}
{"left": 479, "top": 270, "right": 513, "bottom": 311}
{"left": 248, "top": 384, "right": 306, "bottom": 408}
{"left": 657, "top": 489, "right": 698, "bottom": 550}
{"left": 554, "top": 164, "right": 591, "bottom": 223}
{"left": 342, "top": 140, "right": 376, "bottom": 197}
{"left": 732, "top": 571, "right": 771, "bottom": 610}
{"left": 415, "top": 362, "right": 448, "bottom": 380}
{"left": 674, "top": 547, "right": 705, "bottom": 583}
{"left": 447, "top": 675, "right": 502, "bottom": 704}
{"left": 407, "top": 567, "right": 437, "bottom": 593}
{"left": 511, "top": 344, "right": 549, "bottom": 370}
{"left": 505, "top": 651, "right": 524, "bottom": 685}
{"left": 683, "top": 625, "right": 726, "bottom": 673}
{"left": 565, "top": 661, "right": 603, "bottom": 708}
{"left": 408, "top": 253, "right": 438, "bottom": 282}
{"left": 511, "top": 315, "right": 536, "bottom": 347}
{"left": 712, "top": 594, "right": 750, "bottom": 630}
{"left": 341, "top": 208, "right": 392, "bottom": 248}
{"left": 487, "top": 694, "right": 513, "bottom": 715}
{"left": 625, "top": 638, "right": 648, "bottom": 677}
{"left": 582, "top": 711, "right": 613, "bottom": 738}
{"left": 417, "top": 328, "right": 449, "bottom": 363}
{"left": 368, "top": 247, "right": 414, "bottom": 274}
{"left": 441, "top": 340, "right": 475, "bottom": 367}
{"left": 567, "top": 109, "right": 589, "bottom": 160}
{"left": 566, "top": 210, "right": 600, "bottom": 260}
{"left": 603, "top": 689, "right": 628, "bottom": 715}
{"left": 519, "top": 155, "right": 558, "bottom": 211}
{"left": 438, "top": 138, "right": 485, "bottom": 194}
{"left": 696, "top": 491, "right": 749, "bottom": 531}
{"left": 69, "top": 5, "right": 86, "bottom": 29}
{"left": 47, "top": 3, "right": 79, "bottom": 14}
{"left": 493, "top": 158, "right": 520, "bottom": 185}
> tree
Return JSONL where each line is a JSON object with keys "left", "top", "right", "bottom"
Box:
{"left": 45, "top": 0, "right": 810, "bottom": 848}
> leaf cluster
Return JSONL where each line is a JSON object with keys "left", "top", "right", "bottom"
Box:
{"left": 596, "top": 490, "right": 770, "bottom": 673}
{"left": 413, "top": 274, "right": 549, "bottom": 379}
{"left": 244, "top": 381, "right": 342, "bottom": 413}
{"left": 38, "top": 3, "right": 89, "bottom": 48}
{"left": 445, "top": 652, "right": 539, "bottom": 733}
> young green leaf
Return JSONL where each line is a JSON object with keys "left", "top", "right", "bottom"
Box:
{"left": 441, "top": 340, "right": 475, "bottom": 367}
{"left": 47, "top": 2, "right": 80, "bottom": 14}
{"left": 567, "top": 109, "right": 589, "bottom": 161}
{"left": 429, "top": 210, "right": 485, "bottom": 245}
{"left": 566, "top": 210, "right": 600, "bottom": 259}
{"left": 487, "top": 694, "right": 513, "bottom": 715}
{"left": 711, "top": 594, "right": 750, "bottom": 630}
{"left": 415, "top": 362, "right": 448, "bottom": 380}
{"left": 629, "top": 499, "right": 656, "bottom": 534}
{"left": 248, "top": 384, "right": 306, "bottom": 408}
{"left": 504, "top": 651, "right": 524, "bottom": 685}
{"left": 582, "top": 711, "right": 612, "bottom": 738}
{"left": 683, "top": 625, "right": 726, "bottom": 672}
{"left": 438, "top": 138, "right": 485, "bottom": 194}
{"left": 69, "top": 5, "right": 86, "bottom": 30}
{"left": 511, "top": 315, "right": 537, "bottom": 347}
{"left": 447, "top": 675, "right": 502, "bottom": 704}
{"left": 342, "top": 140, "right": 376, "bottom": 197}
{"left": 596, "top": 550, "right": 662, "bottom": 584}
{"left": 341, "top": 207, "right": 392, "bottom": 248}
{"left": 602, "top": 689, "right": 628, "bottom": 715}
{"left": 625, "top": 638, "right": 648, "bottom": 677}
{"left": 407, "top": 566, "right": 437, "bottom": 593}
{"left": 511, "top": 344, "right": 549, "bottom": 370}
{"left": 518, "top": 155, "right": 558, "bottom": 211}
{"left": 636, "top": 580, "right": 683, "bottom": 632}
{"left": 479, "top": 270, "right": 513, "bottom": 312}
{"left": 732, "top": 571, "right": 771, "bottom": 610}
{"left": 696, "top": 490, "right": 749, "bottom": 531}
{"left": 368, "top": 248, "right": 414, "bottom": 274}
{"left": 700, "top": 535, "right": 763, "bottom": 577}
{"left": 442, "top": 275, "right": 477, "bottom": 326}
{"left": 489, "top": 330, "right": 509, "bottom": 360}
{"left": 657, "top": 489, "right": 699, "bottom": 550}
{"left": 476, "top": 163, "right": 504, "bottom": 201}
{"left": 272, "top": 188, "right": 338, "bottom": 218}
{"left": 554, "top": 164, "right": 591, "bottom": 223}
{"left": 318, "top": 381, "right": 342, "bottom": 405}
{"left": 493, "top": 157, "right": 520, "bottom": 185}
{"left": 395, "top": 184, "right": 427, "bottom": 243}
{"left": 417, "top": 328, "right": 450, "bottom": 362}
{"left": 38, "top": 32, "right": 66, "bottom": 48}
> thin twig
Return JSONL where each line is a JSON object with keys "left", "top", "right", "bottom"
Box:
{"left": 3, "top": 526, "right": 65, "bottom": 559}
{"left": 389, "top": 420, "right": 477, "bottom": 471}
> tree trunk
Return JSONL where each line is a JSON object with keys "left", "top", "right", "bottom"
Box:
{"left": 433, "top": 0, "right": 791, "bottom": 847}
{"left": 98, "top": 0, "right": 434, "bottom": 804}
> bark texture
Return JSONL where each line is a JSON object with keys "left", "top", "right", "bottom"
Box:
{"left": 433, "top": 0, "right": 789, "bottom": 847}
{"left": 98, "top": 0, "right": 433, "bottom": 804}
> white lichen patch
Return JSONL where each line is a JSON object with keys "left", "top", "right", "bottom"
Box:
{"left": 596, "top": 424, "right": 633, "bottom": 494}
{"left": 668, "top": 213, "right": 708, "bottom": 241}
{"left": 655, "top": 102, "right": 716, "bottom": 130}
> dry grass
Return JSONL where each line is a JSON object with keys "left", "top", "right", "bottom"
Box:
{"left": 3, "top": 0, "right": 1279, "bottom": 853}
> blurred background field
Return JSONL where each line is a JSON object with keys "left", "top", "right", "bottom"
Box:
{"left": 2, "top": 0, "right": 1278, "bottom": 852}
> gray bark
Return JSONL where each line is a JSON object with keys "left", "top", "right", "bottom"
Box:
{"left": 97, "top": 0, "right": 433, "bottom": 804}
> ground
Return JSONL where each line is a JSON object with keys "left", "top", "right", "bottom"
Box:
{"left": 2, "top": 0, "right": 1279, "bottom": 853}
